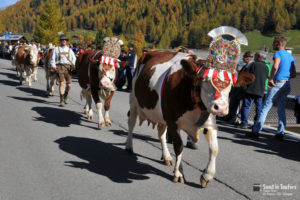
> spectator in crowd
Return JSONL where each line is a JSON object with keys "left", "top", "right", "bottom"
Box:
{"left": 238, "top": 51, "right": 269, "bottom": 132}
{"left": 294, "top": 94, "right": 300, "bottom": 124}
{"left": 264, "top": 57, "right": 272, "bottom": 94}
{"left": 77, "top": 45, "right": 84, "bottom": 56}
{"left": 116, "top": 49, "right": 128, "bottom": 90}
{"left": 37, "top": 43, "right": 42, "bottom": 52}
{"left": 126, "top": 44, "right": 136, "bottom": 91}
{"left": 251, "top": 36, "right": 295, "bottom": 140}
{"left": 72, "top": 44, "right": 78, "bottom": 54}
{"left": 225, "top": 51, "right": 253, "bottom": 124}
{"left": 142, "top": 47, "right": 148, "bottom": 54}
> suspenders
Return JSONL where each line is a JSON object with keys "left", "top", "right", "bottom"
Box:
{"left": 57, "top": 47, "right": 70, "bottom": 64}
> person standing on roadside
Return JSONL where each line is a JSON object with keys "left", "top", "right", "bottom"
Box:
{"left": 126, "top": 44, "right": 136, "bottom": 91}
{"left": 251, "top": 36, "right": 295, "bottom": 140}
{"left": 225, "top": 51, "right": 253, "bottom": 124}
{"left": 238, "top": 51, "right": 269, "bottom": 131}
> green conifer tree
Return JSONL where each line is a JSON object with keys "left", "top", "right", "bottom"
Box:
{"left": 33, "top": 0, "right": 66, "bottom": 45}
{"left": 95, "top": 28, "right": 106, "bottom": 49}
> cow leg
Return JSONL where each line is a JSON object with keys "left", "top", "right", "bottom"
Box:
{"left": 33, "top": 67, "right": 38, "bottom": 82}
{"left": 16, "top": 65, "right": 20, "bottom": 77}
{"left": 125, "top": 101, "right": 138, "bottom": 154}
{"left": 104, "top": 91, "right": 114, "bottom": 126}
{"left": 169, "top": 124, "right": 185, "bottom": 183}
{"left": 18, "top": 65, "right": 24, "bottom": 85}
{"left": 201, "top": 128, "right": 218, "bottom": 188}
{"left": 85, "top": 90, "right": 93, "bottom": 119}
{"left": 48, "top": 73, "right": 56, "bottom": 96}
{"left": 25, "top": 67, "right": 32, "bottom": 87}
{"left": 91, "top": 87, "right": 104, "bottom": 128}
{"left": 157, "top": 124, "right": 174, "bottom": 166}
{"left": 45, "top": 69, "right": 50, "bottom": 93}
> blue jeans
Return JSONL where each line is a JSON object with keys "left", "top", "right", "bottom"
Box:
{"left": 126, "top": 66, "right": 135, "bottom": 90}
{"left": 252, "top": 81, "right": 291, "bottom": 134}
{"left": 241, "top": 94, "right": 263, "bottom": 126}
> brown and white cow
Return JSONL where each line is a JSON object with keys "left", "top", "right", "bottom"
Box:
{"left": 125, "top": 51, "right": 254, "bottom": 187}
{"left": 76, "top": 50, "right": 128, "bottom": 128}
{"left": 44, "top": 48, "right": 57, "bottom": 96}
{"left": 12, "top": 45, "right": 41, "bottom": 87}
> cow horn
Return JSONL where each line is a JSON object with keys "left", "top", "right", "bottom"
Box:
{"left": 89, "top": 58, "right": 99, "bottom": 65}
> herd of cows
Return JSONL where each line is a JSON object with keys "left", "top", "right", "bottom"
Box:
{"left": 9, "top": 43, "right": 255, "bottom": 188}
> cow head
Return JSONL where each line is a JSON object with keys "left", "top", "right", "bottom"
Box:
{"left": 181, "top": 57, "right": 254, "bottom": 116}
{"left": 89, "top": 55, "right": 120, "bottom": 91}
{"left": 187, "top": 26, "right": 253, "bottom": 116}
{"left": 99, "top": 62, "right": 117, "bottom": 91}
{"left": 26, "top": 46, "right": 39, "bottom": 67}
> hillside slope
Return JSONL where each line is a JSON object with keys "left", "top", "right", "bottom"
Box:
{"left": 1, "top": 0, "right": 300, "bottom": 48}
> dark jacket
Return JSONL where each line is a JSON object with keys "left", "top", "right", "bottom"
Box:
{"left": 127, "top": 49, "right": 136, "bottom": 68}
{"left": 244, "top": 61, "right": 269, "bottom": 97}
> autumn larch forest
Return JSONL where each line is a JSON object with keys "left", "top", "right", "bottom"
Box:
{"left": 1, "top": 0, "right": 300, "bottom": 50}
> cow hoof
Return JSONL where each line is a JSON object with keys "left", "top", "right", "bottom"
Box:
{"left": 88, "top": 115, "right": 94, "bottom": 120}
{"left": 34, "top": 79, "right": 38, "bottom": 82}
{"left": 200, "top": 175, "right": 210, "bottom": 188}
{"left": 84, "top": 110, "right": 89, "bottom": 115}
{"left": 165, "top": 159, "right": 174, "bottom": 166}
{"left": 28, "top": 85, "right": 32, "bottom": 88}
{"left": 173, "top": 176, "right": 184, "bottom": 184}
{"left": 105, "top": 121, "right": 112, "bottom": 126}
{"left": 98, "top": 122, "right": 105, "bottom": 128}
{"left": 125, "top": 148, "right": 134, "bottom": 154}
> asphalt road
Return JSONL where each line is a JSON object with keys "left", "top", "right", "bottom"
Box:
{"left": 0, "top": 58, "right": 299, "bottom": 200}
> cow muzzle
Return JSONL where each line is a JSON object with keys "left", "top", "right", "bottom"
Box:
{"left": 100, "top": 77, "right": 116, "bottom": 91}
{"left": 210, "top": 100, "right": 228, "bottom": 116}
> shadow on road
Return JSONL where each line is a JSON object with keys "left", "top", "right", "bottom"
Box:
{"left": 109, "top": 129, "right": 160, "bottom": 143}
{"left": 31, "top": 106, "right": 98, "bottom": 130}
{"left": 55, "top": 136, "right": 172, "bottom": 183}
{"left": 217, "top": 122, "right": 300, "bottom": 162}
{"left": 0, "top": 79, "right": 19, "bottom": 86}
{"left": 8, "top": 96, "right": 52, "bottom": 104}
{"left": 0, "top": 71, "right": 19, "bottom": 81}
{"left": 17, "top": 87, "right": 47, "bottom": 98}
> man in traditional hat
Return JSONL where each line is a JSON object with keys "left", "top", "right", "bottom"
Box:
{"left": 29, "top": 39, "right": 37, "bottom": 48}
{"left": 49, "top": 34, "right": 76, "bottom": 107}
{"left": 225, "top": 51, "right": 253, "bottom": 124}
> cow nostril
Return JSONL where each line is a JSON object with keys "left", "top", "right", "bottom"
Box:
{"left": 214, "top": 104, "right": 219, "bottom": 110}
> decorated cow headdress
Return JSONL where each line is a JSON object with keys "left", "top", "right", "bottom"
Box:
{"left": 201, "top": 26, "right": 248, "bottom": 99}
{"left": 99, "top": 37, "right": 123, "bottom": 76}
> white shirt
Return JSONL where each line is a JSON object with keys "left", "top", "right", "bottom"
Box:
{"left": 29, "top": 44, "right": 37, "bottom": 48}
{"left": 50, "top": 45, "right": 76, "bottom": 68}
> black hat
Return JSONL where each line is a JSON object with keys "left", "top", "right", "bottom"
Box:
{"left": 243, "top": 51, "right": 253, "bottom": 58}
{"left": 129, "top": 44, "right": 134, "bottom": 48}
{"left": 59, "top": 34, "right": 69, "bottom": 41}
{"left": 31, "top": 39, "right": 35, "bottom": 42}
